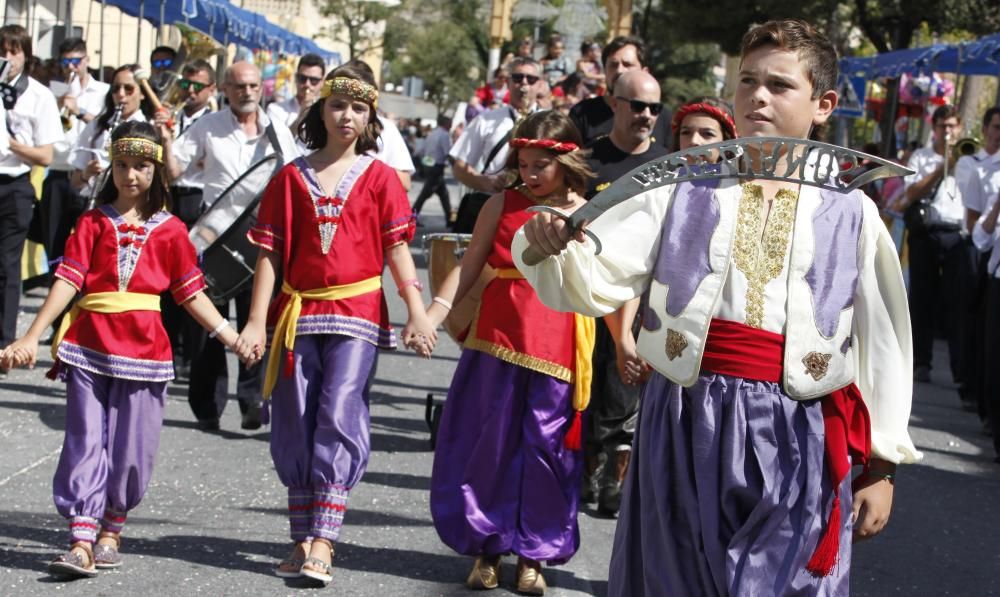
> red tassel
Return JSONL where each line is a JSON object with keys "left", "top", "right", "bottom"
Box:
{"left": 805, "top": 491, "right": 841, "bottom": 577}
{"left": 563, "top": 411, "right": 583, "bottom": 451}
{"left": 45, "top": 362, "right": 61, "bottom": 381}
{"left": 283, "top": 350, "right": 295, "bottom": 378}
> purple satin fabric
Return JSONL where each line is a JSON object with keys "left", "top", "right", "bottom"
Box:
{"left": 52, "top": 366, "right": 166, "bottom": 542}
{"left": 609, "top": 372, "right": 852, "bottom": 596}
{"left": 652, "top": 180, "right": 721, "bottom": 317}
{"left": 431, "top": 350, "right": 582, "bottom": 564}
{"left": 269, "top": 334, "right": 376, "bottom": 540}
{"left": 806, "top": 189, "right": 863, "bottom": 337}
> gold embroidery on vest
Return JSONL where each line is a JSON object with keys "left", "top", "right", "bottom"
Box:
{"left": 665, "top": 329, "right": 687, "bottom": 360}
{"left": 732, "top": 183, "right": 798, "bottom": 328}
{"left": 802, "top": 351, "right": 832, "bottom": 381}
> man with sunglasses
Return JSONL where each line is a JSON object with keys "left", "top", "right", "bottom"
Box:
{"left": 267, "top": 53, "right": 324, "bottom": 153}
{"left": 580, "top": 70, "right": 668, "bottom": 516}
{"left": 41, "top": 38, "right": 108, "bottom": 283}
{"left": 451, "top": 58, "right": 544, "bottom": 206}
{"left": 569, "top": 36, "right": 672, "bottom": 151}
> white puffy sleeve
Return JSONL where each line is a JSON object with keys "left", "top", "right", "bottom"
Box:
{"left": 512, "top": 185, "right": 673, "bottom": 317}
{"left": 852, "top": 199, "right": 922, "bottom": 464}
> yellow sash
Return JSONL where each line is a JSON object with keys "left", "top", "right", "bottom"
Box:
{"left": 51, "top": 291, "right": 162, "bottom": 359}
{"left": 263, "top": 276, "right": 382, "bottom": 398}
{"left": 494, "top": 268, "right": 594, "bottom": 411}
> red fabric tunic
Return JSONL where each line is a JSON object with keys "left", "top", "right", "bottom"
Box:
{"left": 465, "top": 189, "right": 576, "bottom": 382}
{"left": 54, "top": 205, "right": 207, "bottom": 381}
{"left": 248, "top": 156, "right": 415, "bottom": 348}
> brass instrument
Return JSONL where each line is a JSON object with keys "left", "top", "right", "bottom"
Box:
{"left": 86, "top": 103, "right": 124, "bottom": 209}
{"left": 953, "top": 136, "right": 981, "bottom": 159}
{"left": 59, "top": 72, "right": 78, "bottom": 132}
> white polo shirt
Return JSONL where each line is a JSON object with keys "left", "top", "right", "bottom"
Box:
{"left": 173, "top": 105, "right": 212, "bottom": 189}
{"left": 171, "top": 106, "right": 300, "bottom": 207}
{"left": 69, "top": 109, "right": 147, "bottom": 196}
{"left": 374, "top": 117, "right": 415, "bottom": 173}
{"left": 958, "top": 148, "right": 1000, "bottom": 216}
{"left": 0, "top": 74, "right": 63, "bottom": 176}
{"left": 904, "top": 146, "right": 965, "bottom": 225}
{"left": 50, "top": 75, "right": 110, "bottom": 171}
{"left": 449, "top": 105, "right": 519, "bottom": 176}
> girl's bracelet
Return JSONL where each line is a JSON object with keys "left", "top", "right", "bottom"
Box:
{"left": 208, "top": 320, "right": 230, "bottom": 339}
{"left": 398, "top": 278, "right": 424, "bottom": 296}
{"left": 432, "top": 296, "right": 453, "bottom": 311}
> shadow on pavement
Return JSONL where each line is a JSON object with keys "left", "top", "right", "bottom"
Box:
{"left": 0, "top": 397, "right": 66, "bottom": 431}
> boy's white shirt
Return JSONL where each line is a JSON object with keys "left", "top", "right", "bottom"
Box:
{"left": 512, "top": 174, "right": 922, "bottom": 465}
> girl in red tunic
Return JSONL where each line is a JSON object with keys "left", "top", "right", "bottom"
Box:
{"left": 236, "top": 63, "right": 437, "bottom": 587}
{"left": 425, "top": 110, "right": 595, "bottom": 595}
{"left": 0, "top": 121, "right": 240, "bottom": 579}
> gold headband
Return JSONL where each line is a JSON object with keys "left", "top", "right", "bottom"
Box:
{"left": 320, "top": 77, "right": 379, "bottom": 108}
{"left": 110, "top": 137, "right": 163, "bottom": 163}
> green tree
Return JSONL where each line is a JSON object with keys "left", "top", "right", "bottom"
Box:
{"left": 319, "top": 0, "right": 399, "bottom": 61}
{"left": 397, "top": 21, "right": 480, "bottom": 113}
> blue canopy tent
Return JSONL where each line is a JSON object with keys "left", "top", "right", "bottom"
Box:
{"left": 102, "top": 0, "right": 340, "bottom": 62}
{"left": 840, "top": 33, "right": 1000, "bottom": 78}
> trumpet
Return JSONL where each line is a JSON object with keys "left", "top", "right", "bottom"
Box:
{"left": 87, "top": 103, "right": 124, "bottom": 209}
{"left": 59, "top": 72, "right": 78, "bottom": 132}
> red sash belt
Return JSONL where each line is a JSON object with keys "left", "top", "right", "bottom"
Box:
{"left": 703, "top": 318, "right": 871, "bottom": 577}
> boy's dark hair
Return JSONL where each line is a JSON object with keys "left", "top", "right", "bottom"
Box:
{"left": 0, "top": 25, "right": 32, "bottom": 61}
{"left": 983, "top": 107, "right": 1000, "bottom": 130}
{"left": 150, "top": 45, "right": 177, "bottom": 60}
{"left": 182, "top": 59, "right": 216, "bottom": 81}
{"left": 931, "top": 104, "right": 960, "bottom": 125}
{"left": 94, "top": 64, "right": 156, "bottom": 141}
{"left": 297, "top": 53, "right": 326, "bottom": 72}
{"left": 740, "top": 20, "right": 838, "bottom": 100}
{"left": 97, "top": 121, "right": 171, "bottom": 219}
{"left": 298, "top": 62, "right": 383, "bottom": 153}
{"left": 602, "top": 36, "right": 646, "bottom": 69}
{"left": 57, "top": 37, "right": 87, "bottom": 56}
{"left": 503, "top": 110, "right": 594, "bottom": 196}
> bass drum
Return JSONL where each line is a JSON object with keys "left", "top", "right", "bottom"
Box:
{"left": 424, "top": 233, "right": 495, "bottom": 342}
{"left": 189, "top": 154, "right": 282, "bottom": 302}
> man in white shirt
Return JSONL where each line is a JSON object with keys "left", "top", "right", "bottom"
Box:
{"left": 901, "top": 105, "right": 977, "bottom": 385}
{"left": 449, "top": 57, "right": 543, "bottom": 231}
{"left": 41, "top": 37, "right": 108, "bottom": 268}
{"left": 266, "top": 53, "right": 325, "bottom": 139}
{"left": 162, "top": 61, "right": 298, "bottom": 431}
{"left": 961, "top": 106, "right": 1000, "bottom": 428}
{"left": 0, "top": 25, "right": 62, "bottom": 361}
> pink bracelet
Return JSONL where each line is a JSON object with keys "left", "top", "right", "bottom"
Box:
{"left": 397, "top": 278, "right": 424, "bottom": 296}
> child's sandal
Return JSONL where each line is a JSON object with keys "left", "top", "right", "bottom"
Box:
{"left": 274, "top": 540, "right": 311, "bottom": 578}
{"left": 300, "top": 539, "right": 335, "bottom": 585}
{"left": 48, "top": 544, "right": 98, "bottom": 579}
{"left": 94, "top": 533, "right": 122, "bottom": 569}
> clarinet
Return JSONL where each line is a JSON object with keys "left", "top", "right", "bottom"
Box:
{"left": 86, "top": 103, "right": 124, "bottom": 209}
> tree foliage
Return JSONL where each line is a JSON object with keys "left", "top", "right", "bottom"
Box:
{"left": 395, "top": 21, "right": 480, "bottom": 114}
{"left": 319, "top": 0, "right": 399, "bottom": 61}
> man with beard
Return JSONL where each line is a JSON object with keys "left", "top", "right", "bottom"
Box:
{"left": 450, "top": 57, "right": 544, "bottom": 231}
{"left": 569, "top": 37, "right": 672, "bottom": 150}
{"left": 161, "top": 61, "right": 299, "bottom": 431}
{"left": 581, "top": 70, "right": 667, "bottom": 515}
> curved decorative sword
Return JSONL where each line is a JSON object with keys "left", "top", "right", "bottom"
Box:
{"left": 520, "top": 136, "right": 913, "bottom": 265}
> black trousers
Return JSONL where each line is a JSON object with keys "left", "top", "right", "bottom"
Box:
{"left": 187, "top": 286, "right": 262, "bottom": 422}
{"left": 961, "top": 249, "right": 991, "bottom": 419}
{"left": 906, "top": 226, "right": 976, "bottom": 378}
{"left": 163, "top": 186, "right": 204, "bottom": 367}
{"left": 984, "top": 277, "right": 1000, "bottom": 457}
{"left": 0, "top": 174, "right": 36, "bottom": 345}
{"left": 39, "top": 170, "right": 87, "bottom": 264}
{"left": 412, "top": 164, "right": 451, "bottom": 216}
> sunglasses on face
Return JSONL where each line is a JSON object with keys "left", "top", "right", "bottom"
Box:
{"left": 152, "top": 58, "right": 173, "bottom": 69}
{"left": 179, "top": 78, "right": 209, "bottom": 92}
{"left": 295, "top": 73, "right": 323, "bottom": 85}
{"left": 510, "top": 73, "right": 540, "bottom": 85}
{"left": 61, "top": 56, "right": 84, "bottom": 67}
{"left": 112, "top": 83, "right": 137, "bottom": 94}
{"left": 616, "top": 97, "right": 663, "bottom": 116}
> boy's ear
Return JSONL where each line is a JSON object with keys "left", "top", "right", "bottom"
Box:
{"left": 813, "top": 88, "right": 839, "bottom": 126}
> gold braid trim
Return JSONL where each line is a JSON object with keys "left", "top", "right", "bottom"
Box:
{"left": 320, "top": 77, "right": 379, "bottom": 108}
{"left": 110, "top": 137, "right": 163, "bottom": 163}
{"left": 463, "top": 308, "right": 574, "bottom": 383}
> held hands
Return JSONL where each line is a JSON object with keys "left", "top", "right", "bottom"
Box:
{"left": 234, "top": 321, "right": 266, "bottom": 367}
{"left": 615, "top": 339, "right": 650, "bottom": 386}
{"left": 0, "top": 336, "right": 40, "bottom": 370}
{"left": 852, "top": 463, "right": 896, "bottom": 542}
{"left": 402, "top": 312, "right": 438, "bottom": 359}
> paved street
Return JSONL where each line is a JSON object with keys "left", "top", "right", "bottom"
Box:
{"left": 0, "top": 176, "right": 998, "bottom": 596}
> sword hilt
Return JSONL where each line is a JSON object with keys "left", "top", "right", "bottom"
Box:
{"left": 519, "top": 206, "right": 602, "bottom": 266}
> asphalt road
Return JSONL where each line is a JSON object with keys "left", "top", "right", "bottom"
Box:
{"left": 0, "top": 176, "right": 997, "bottom": 596}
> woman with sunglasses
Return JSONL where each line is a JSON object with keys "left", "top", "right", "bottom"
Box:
{"left": 69, "top": 64, "right": 155, "bottom": 198}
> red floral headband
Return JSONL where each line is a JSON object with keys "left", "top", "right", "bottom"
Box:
{"left": 671, "top": 102, "right": 737, "bottom": 139}
{"left": 509, "top": 137, "right": 579, "bottom": 153}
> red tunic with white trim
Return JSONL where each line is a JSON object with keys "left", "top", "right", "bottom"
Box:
{"left": 54, "top": 205, "right": 207, "bottom": 381}
{"left": 247, "top": 156, "right": 415, "bottom": 348}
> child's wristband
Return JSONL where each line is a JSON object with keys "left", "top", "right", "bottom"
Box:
{"left": 433, "top": 296, "right": 453, "bottom": 311}
{"left": 398, "top": 278, "right": 424, "bottom": 296}
{"left": 208, "top": 320, "right": 230, "bottom": 339}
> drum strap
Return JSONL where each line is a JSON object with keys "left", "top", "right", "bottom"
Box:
{"left": 263, "top": 276, "right": 383, "bottom": 398}
{"left": 51, "top": 291, "right": 162, "bottom": 359}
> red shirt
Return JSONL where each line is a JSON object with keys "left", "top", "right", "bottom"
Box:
{"left": 248, "top": 156, "right": 415, "bottom": 348}
{"left": 54, "top": 206, "right": 206, "bottom": 381}
{"left": 465, "top": 189, "right": 576, "bottom": 381}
